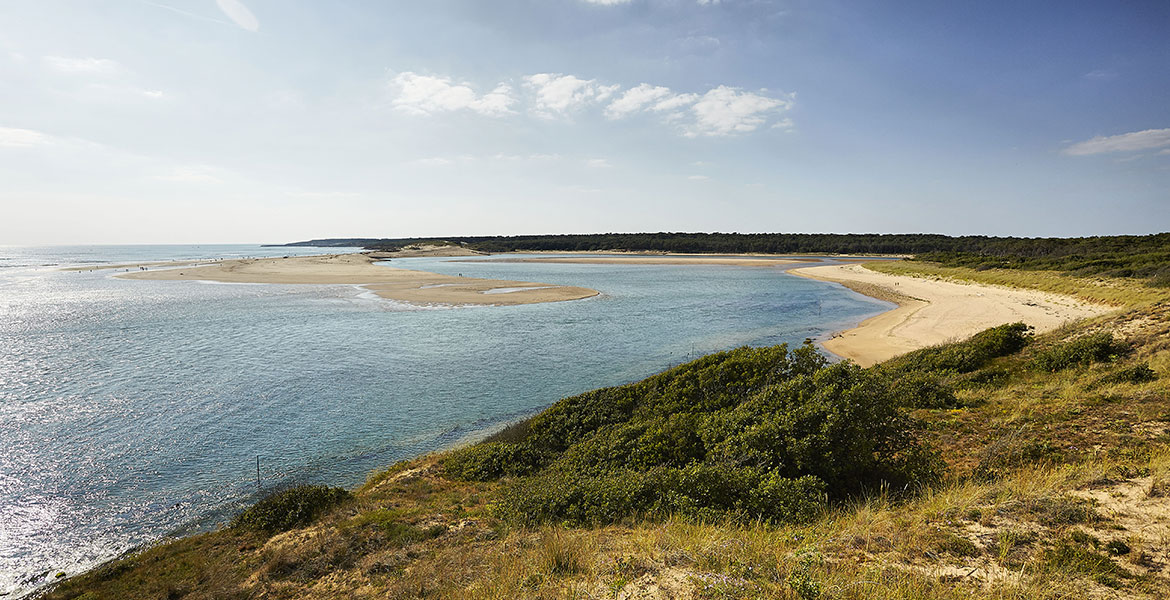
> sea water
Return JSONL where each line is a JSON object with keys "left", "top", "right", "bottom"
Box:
{"left": 0, "top": 245, "right": 891, "bottom": 597}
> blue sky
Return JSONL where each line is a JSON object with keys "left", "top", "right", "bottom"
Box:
{"left": 1, "top": 0, "right": 1167, "bottom": 244}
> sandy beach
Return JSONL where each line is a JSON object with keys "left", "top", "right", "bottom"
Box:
{"left": 114, "top": 253, "right": 598, "bottom": 306}
{"left": 791, "top": 263, "right": 1113, "bottom": 366}
{"left": 472, "top": 255, "right": 814, "bottom": 267}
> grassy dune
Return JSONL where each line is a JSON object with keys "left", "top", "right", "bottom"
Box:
{"left": 43, "top": 272, "right": 1170, "bottom": 600}
{"left": 866, "top": 261, "right": 1170, "bottom": 307}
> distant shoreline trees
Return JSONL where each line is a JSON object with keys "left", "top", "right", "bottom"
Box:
{"left": 279, "top": 232, "right": 1170, "bottom": 285}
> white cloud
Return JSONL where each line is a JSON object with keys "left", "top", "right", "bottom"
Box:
{"left": 686, "top": 86, "right": 794, "bottom": 137}
{"left": 1063, "top": 128, "right": 1170, "bottom": 156}
{"left": 524, "top": 73, "right": 609, "bottom": 115}
{"left": 585, "top": 158, "right": 613, "bottom": 168}
{"left": 605, "top": 84, "right": 673, "bottom": 119}
{"left": 580, "top": 0, "right": 633, "bottom": 4}
{"left": 216, "top": 0, "right": 259, "bottom": 32}
{"left": 687, "top": 174, "right": 710, "bottom": 180}
{"left": 651, "top": 93, "right": 698, "bottom": 112}
{"left": 0, "top": 127, "right": 50, "bottom": 148}
{"left": 391, "top": 69, "right": 794, "bottom": 137}
{"left": 43, "top": 56, "right": 122, "bottom": 76}
{"left": 391, "top": 72, "right": 516, "bottom": 117}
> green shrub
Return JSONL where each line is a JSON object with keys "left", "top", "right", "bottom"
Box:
{"left": 1029, "top": 333, "right": 1128, "bottom": 372}
{"left": 442, "top": 442, "right": 543, "bottom": 481}
{"left": 497, "top": 466, "right": 827, "bottom": 526}
{"left": 449, "top": 343, "right": 942, "bottom": 526}
{"left": 888, "top": 371, "right": 958, "bottom": 408}
{"left": 961, "top": 366, "right": 1013, "bottom": 388}
{"left": 232, "top": 485, "right": 351, "bottom": 533}
{"left": 1096, "top": 363, "right": 1157, "bottom": 385}
{"left": 881, "top": 322, "right": 1032, "bottom": 377}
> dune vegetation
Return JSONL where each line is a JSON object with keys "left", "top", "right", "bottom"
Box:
{"left": 43, "top": 267, "right": 1170, "bottom": 600}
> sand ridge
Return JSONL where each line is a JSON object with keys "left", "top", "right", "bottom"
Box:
{"left": 791, "top": 263, "right": 1113, "bottom": 366}
{"left": 115, "top": 253, "right": 598, "bottom": 306}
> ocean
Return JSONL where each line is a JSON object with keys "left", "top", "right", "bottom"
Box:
{"left": 0, "top": 245, "right": 891, "bottom": 597}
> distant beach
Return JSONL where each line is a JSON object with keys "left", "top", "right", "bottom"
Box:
{"left": 791, "top": 263, "right": 1113, "bottom": 366}
{"left": 112, "top": 252, "right": 599, "bottom": 306}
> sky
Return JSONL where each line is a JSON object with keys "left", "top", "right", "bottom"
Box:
{"left": 0, "top": 0, "right": 1167, "bottom": 244}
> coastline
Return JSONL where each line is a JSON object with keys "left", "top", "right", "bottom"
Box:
{"left": 791, "top": 263, "right": 1114, "bottom": 366}
{"left": 468, "top": 255, "right": 815, "bottom": 267}
{"left": 112, "top": 253, "right": 599, "bottom": 306}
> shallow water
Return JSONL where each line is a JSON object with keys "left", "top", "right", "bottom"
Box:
{"left": 0, "top": 245, "right": 889, "bottom": 597}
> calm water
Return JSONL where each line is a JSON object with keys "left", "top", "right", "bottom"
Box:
{"left": 0, "top": 245, "right": 890, "bottom": 597}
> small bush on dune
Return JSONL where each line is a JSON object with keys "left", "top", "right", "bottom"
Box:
{"left": 1029, "top": 333, "right": 1129, "bottom": 372}
{"left": 232, "top": 485, "right": 351, "bottom": 533}
{"left": 881, "top": 322, "right": 1033, "bottom": 378}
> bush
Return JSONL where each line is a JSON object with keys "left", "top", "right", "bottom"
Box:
{"left": 881, "top": 323, "right": 1032, "bottom": 377}
{"left": 1096, "top": 363, "right": 1157, "bottom": 385}
{"left": 451, "top": 343, "right": 942, "bottom": 526}
{"left": 1029, "top": 333, "right": 1128, "bottom": 372}
{"left": 497, "top": 466, "right": 827, "bottom": 526}
{"left": 232, "top": 485, "right": 351, "bottom": 533}
{"left": 442, "top": 442, "right": 543, "bottom": 481}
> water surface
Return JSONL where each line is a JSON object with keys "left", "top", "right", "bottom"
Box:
{"left": 0, "top": 245, "right": 890, "bottom": 597}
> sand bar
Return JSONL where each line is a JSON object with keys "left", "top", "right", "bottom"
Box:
{"left": 470, "top": 254, "right": 814, "bottom": 267}
{"left": 115, "top": 253, "right": 598, "bottom": 306}
{"left": 791, "top": 263, "right": 1113, "bottom": 366}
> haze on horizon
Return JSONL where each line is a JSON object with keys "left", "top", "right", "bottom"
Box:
{"left": 0, "top": 0, "right": 1167, "bottom": 246}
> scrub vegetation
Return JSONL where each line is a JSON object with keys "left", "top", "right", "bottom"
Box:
{"left": 43, "top": 270, "right": 1170, "bottom": 599}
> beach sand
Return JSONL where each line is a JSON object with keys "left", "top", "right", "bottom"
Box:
{"left": 791, "top": 263, "right": 1113, "bottom": 366}
{"left": 115, "top": 253, "right": 598, "bottom": 306}
{"left": 472, "top": 255, "right": 813, "bottom": 267}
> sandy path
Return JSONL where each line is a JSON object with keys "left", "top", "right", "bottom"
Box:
{"left": 115, "top": 253, "right": 598, "bottom": 306}
{"left": 791, "top": 263, "right": 1113, "bottom": 366}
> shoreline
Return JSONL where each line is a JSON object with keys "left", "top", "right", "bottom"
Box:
{"left": 790, "top": 263, "right": 1114, "bottom": 366}
{"left": 467, "top": 255, "right": 816, "bottom": 267}
{"left": 113, "top": 253, "right": 599, "bottom": 306}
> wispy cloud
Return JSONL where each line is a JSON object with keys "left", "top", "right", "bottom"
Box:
{"left": 391, "top": 72, "right": 516, "bottom": 116}
{"left": 1063, "top": 128, "right": 1170, "bottom": 156}
{"left": 525, "top": 74, "right": 618, "bottom": 116}
{"left": 687, "top": 86, "right": 794, "bottom": 137}
{"left": 605, "top": 84, "right": 674, "bottom": 119}
{"left": 43, "top": 56, "right": 123, "bottom": 76}
{"left": 0, "top": 127, "right": 51, "bottom": 148}
{"left": 216, "top": 0, "right": 259, "bottom": 32}
{"left": 585, "top": 158, "right": 613, "bottom": 168}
